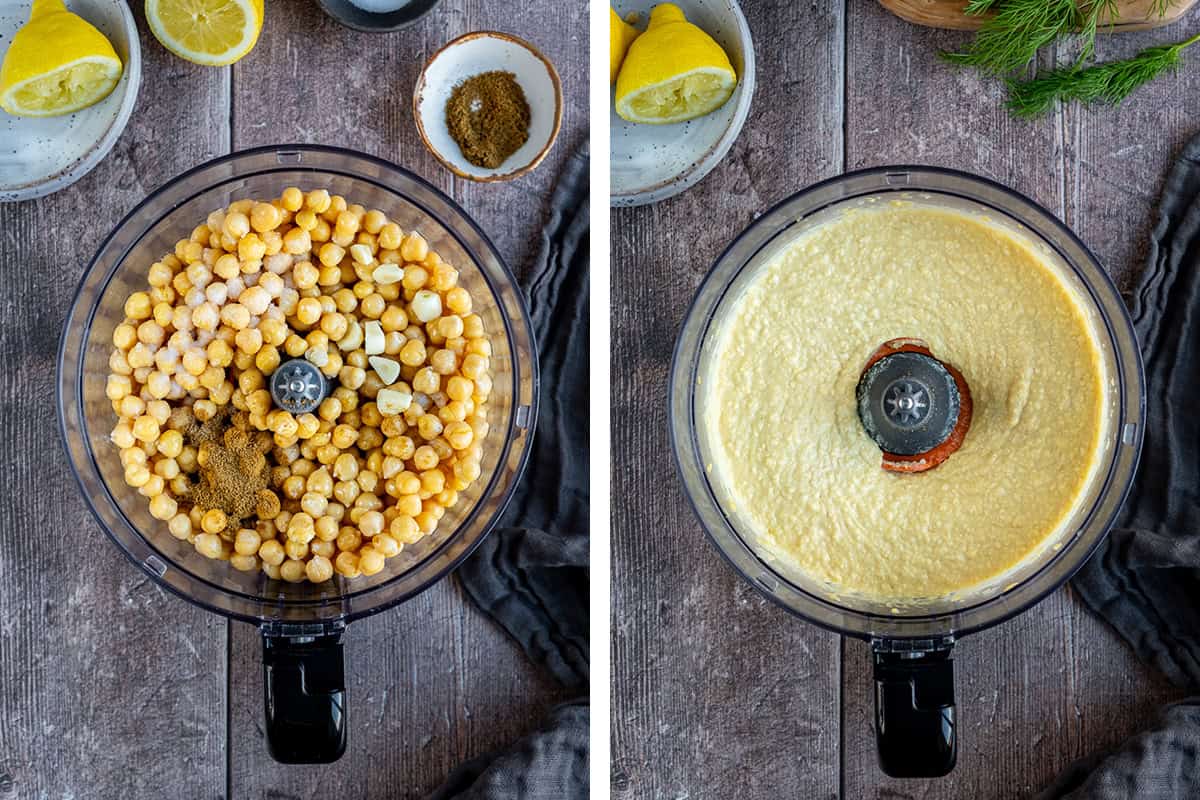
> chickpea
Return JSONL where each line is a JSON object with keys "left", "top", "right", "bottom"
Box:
{"left": 300, "top": 492, "right": 328, "bottom": 517}
{"left": 259, "top": 539, "right": 285, "bottom": 566}
{"left": 282, "top": 474, "right": 306, "bottom": 500}
{"left": 413, "top": 445, "right": 439, "bottom": 471}
{"left": 398, "top": 339, "right": 426, "bottom": 367}
{"left": 358, "top": 546, "right": 385, "bottom": 576}
{"left": 149, "top": 494, "right": 177, "bottom": 521}
{"left": 445, "top": 287, "right": 472, "bottom": 315}
{"left": 280, "top": 558, "right": 307, "bottom": 582}
{"left": 333, "top": 480, "right": 361, "bottom": 506}
{"left": 168, "top": 513, "right": 193, "bottom": 540}
{"left": 334, "top": 551, "right": 361, "bottom": 578}
{"left": 315, "top": 515, "right": 339, "bottom": 542}
{"left": 390, "top": 514, "right": 421, "bottom": 544}
{"left": 331, "top": 424, "right": 358, "bottom": 449}
{"left": 234, "top": 528, "right": 262, "bottom": 556}
{"left": 250, "top": 202, "right": 282, "bottom": 233}
{"left": 200, "top": 509, "right": 228, "bottom": 535}
{"left": 306, "top": 467, "right": 334, "bottom": 497}
{"left": 318, "top": 397, "right": 343, "bottom": 422}
{"left": 195, "top": 533, "right": 225, "bottom": 559}
{"left": 395, "top": 494, "right": 422, "bottom": 517}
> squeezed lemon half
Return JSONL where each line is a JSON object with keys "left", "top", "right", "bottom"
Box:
{"left": 0, "top": 0, "right": 123, "bottom": 118}
{"left": 614, "top": 3, "right": 736, "bottom": 125}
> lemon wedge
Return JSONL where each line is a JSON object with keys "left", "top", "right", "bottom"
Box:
{"left": 614, "top": 3, "right": 736, "bottom": 125}
{"left": 0, "top": 0, "right": 123, "bottom": 118}
{"left": 145, "top": 0, "right": 263, "bottom": 67}
{"left": 609, "top": 7, "right": 639, "bottom": 85}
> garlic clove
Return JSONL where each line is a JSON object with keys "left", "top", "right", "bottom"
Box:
{"left": 372, "top": 264, "right": 404, "bottom": 285}
{"left": 376, "top": 388, "right": 413, "bottom": 417}
{"left": 369, "top": 355, "right": 401, "bottom": 386}
{"left": 363, "top": 320, "right": 385, "bottom": 355}
{"left": 412, "top": 289, "right": 442, "bottom": 323}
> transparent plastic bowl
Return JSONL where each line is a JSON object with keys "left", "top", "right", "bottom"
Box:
{"left": 57, "top": 145, "right": 538, "bottom": 762}
{"left": 669, "top": 166, "right": 1144, "bottom": 777}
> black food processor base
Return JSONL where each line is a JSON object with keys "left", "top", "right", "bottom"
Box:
{"left": 263, "top": 630, "right": 348, "bottom": 763}
{"left": 873, "top": 647, "right": 957, "bottom": 778}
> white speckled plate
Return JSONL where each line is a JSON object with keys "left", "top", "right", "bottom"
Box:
{"left": 413, "top": 31, "right": 563, "bottom": 182}
{"left": 0, "top": 0, "right": 141, "bottom": 202}
{"left": 610, "top": 0, "right": 754, "bottom": 207}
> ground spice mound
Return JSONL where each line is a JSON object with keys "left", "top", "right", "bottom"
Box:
{"left": 445, "top": 70, "right": 531, "bottom": 169}
{"left": 184, "top": 410, "right": 274, "bottom": 533}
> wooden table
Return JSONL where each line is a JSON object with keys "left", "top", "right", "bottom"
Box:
{"left": 611, "top": 2, "right": 1195, "bottom": 798}
{"left": 0, "top": 1, "right": 585, "bottom": 797}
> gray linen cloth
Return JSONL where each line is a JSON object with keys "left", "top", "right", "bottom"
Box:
{"left": 427, "top": 141, "right": 589, "bottom": 799}
{"left": 1037, "top": 135, "right": 1200, "bottom": 798}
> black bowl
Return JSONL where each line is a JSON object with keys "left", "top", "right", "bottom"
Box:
{"left": 316, "top": 0, "right": 440, "bottom": 32}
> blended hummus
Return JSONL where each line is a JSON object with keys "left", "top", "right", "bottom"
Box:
{"left": 701, "top": 202, "right": 1108, "bottom": 602}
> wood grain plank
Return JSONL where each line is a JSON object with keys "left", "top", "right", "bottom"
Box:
{"left": 0, "top": 8, "right": 229, "bottom": 798}
{"left": 1058, "top": 22, "right": 1198, "bottom": 764}
{"left": 1061, "top": 17, "right": 1200, "bottom": 292}
{"left": 609, "top": 3, "right": 845, "bottom": 799}
{"left": 843, "top": 5, "right": 1191, "bottom": 797}
{"left": 225, "top": 3, "right": 584, "bottom": 797}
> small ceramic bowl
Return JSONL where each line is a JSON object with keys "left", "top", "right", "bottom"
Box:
{"left": 316, "top": 0, "right": 440, "bottom": 33}
{"left": 610, "top": 0, "right": 755, "bottom": 207}
{"left": 414, "top": 31, "right": 562, "bottom": 182}
{"left": 0, "top": 0, "right": 141, "bottom": 202}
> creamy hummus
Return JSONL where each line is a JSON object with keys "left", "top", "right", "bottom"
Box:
{"left": 701, "top": 202, "right": 1108, "bottom": 602}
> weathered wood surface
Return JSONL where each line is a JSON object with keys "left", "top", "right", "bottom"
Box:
{"left": 611, "top": 3, "right": 846, "bottom": 800}
{"left": 611, "top": 2, "right": 1193, "bottom": 798}
{"left": 0, "top": 15, "right": 230, "bottom": 799}
{"left": 0, "top": 0, "right": 585, "bottom": 797}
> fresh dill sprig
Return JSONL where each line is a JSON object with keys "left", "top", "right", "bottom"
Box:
{"left": 1005, "top": 31, "right": 1200, "bottom": 116}
{"left": 942, "top": 0, "right": 1118, "bottom": 75}
{"left": 963, "top": 0, "right": 1004, "bottom": 12}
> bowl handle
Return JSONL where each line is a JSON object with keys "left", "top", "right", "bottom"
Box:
{"left": 872, "top": 642, "right": 957, "bottom": 777}
{"left": 262, "top": 628, "right": 348, "bottom": 763}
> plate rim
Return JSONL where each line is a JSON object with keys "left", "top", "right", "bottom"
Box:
{"left": 0, "top": 0, "right": 143, "bottom": 203}
{"left": 609, "top": 0, "right": 756, "bottom": 208}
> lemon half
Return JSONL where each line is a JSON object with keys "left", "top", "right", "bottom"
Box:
{"left": 145, "top": 0, "right": 263, "bottom": 67}
{"left": 0, "top": 0, "right": 123, "bottom": 118}
{"left": 614, "top": 3, "right": 736, "bottom": 125}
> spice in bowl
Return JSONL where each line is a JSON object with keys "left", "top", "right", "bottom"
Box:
{"left": 445, "top": 71, "right": 530, "bottom": 169}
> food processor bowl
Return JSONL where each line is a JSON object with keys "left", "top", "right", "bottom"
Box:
{"left": 669, "top": 166, "right": 1144, "bottom": 777}
{"left": 58, "top": 145, "right": 538, "bottom": 763}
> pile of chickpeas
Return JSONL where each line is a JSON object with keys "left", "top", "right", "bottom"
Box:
{"left": 106, "top": 187, "right": 493, "bottom": 584}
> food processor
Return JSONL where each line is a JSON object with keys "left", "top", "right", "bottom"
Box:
{"left": 57, "top": 145, "right": 538, "bottom": 763}
{"left": 669, "top": 166, "right": 1145, "bottom": 777}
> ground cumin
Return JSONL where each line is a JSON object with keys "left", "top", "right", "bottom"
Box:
{"left": 445, "top": 70, "right": 531, "bottom": 169}
{"left": 184, "top": 409, "right": 275, "bottom": 534}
